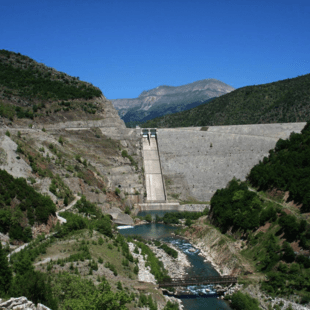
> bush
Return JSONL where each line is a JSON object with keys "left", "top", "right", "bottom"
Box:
{"left": 230, "top": 291, "right": 260, "bottom": 310}
{"left": 58, "top": 136, "right": 64, "bottom": 145}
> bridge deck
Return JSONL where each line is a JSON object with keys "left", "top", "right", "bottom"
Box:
{"left": 158, "top": 276, "right": 237, "bottom": 288}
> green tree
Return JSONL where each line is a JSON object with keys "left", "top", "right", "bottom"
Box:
{"left": 0, "top": 242, "right": 12, "bottom": 295}
{"left": 145, "top": 214, "right": 152, "bottom": 223}
{"left": 230, "top": 291, "right": 260, "bottom": 310}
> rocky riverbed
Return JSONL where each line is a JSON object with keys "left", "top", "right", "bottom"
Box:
{"left": 148, "top": 242, "right": 191, "bottom": 279}
{"left": 128, "top": 241, "right": 185, "bottom": 309}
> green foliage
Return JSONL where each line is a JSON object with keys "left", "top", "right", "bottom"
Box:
{"left": 138, "top": 293, "right": 157, "bottom": 310}
{"left": 5, "top": 130, "right": 10, "bottom": 137}
{"left": 230, "top": 291, "right": 260, "bottom": 310}
{"left": 117, "top": 281, "right": 123, "bottom": 290}
{"left": 75, "top": 195, "right": 98, "bottom": 216}
{"left": 121, "top": 150, "right": 138, "bottom": 170}
{"left": 159, "top": 243, "right": 178, "bottom": 259}
{"left": 156, "top": 210, "right": 207, "bottom": 225}
{"left": 0, "top": 242, "right": 12, "bottom": 295}
{"left": 0, "top": 169, "right": 56, "bottom": 240}
{"left": 58, "top": 136, "right": 64, "bottom": 145}
{"left": 50, "top": 272, "right": 130, "bottom": 309}
{"left": 262, "top": 266, "right": 310, "bottom": 296}
{"left": 9, "top": 270, "right": 58, "bottom": 309}
{"left": 105, "top": 262, "right": 118, "bottom": 276}
{"left": 210, "top": 179, "right": 263, "bottom": 232}
{"left": 0, "top": 102, "right": 15, "bottom": 120}
{"left": 115, "top": 187, "right": 121, "bottom": 196}
{"left": 249, "top": 121, "right": 310, "bottom": 212}
{"left": 135, "top": 241, "right": 170, "bottom": 282}
{"left": 141, "top": 74, "right": 310, "bottom": 128}
{"left": 0, "top": 50, "right": 102, "bottom": 101}
{"left": 163, "top": 301, "right": 179, "bottom": 310}
{"left": 95, "top": 216, "right": 113, "bottom": 238}
{"left": 98, "top": 237, "right": 104, "bottom": 245}
{"left": 145, "top": 214, "right": 152, "bottom": 223}
{"left": 49, "top": 175, "right": 73, "bottom": 201}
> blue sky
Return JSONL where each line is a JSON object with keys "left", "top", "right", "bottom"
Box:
{"left": 1, "top": 0, "right": 310, "bottom": 99}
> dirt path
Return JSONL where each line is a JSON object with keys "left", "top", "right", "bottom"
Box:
{"left": 8, "top": 195, "right": 81, "bottom": 260}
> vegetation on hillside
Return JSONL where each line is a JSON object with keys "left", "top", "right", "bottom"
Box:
{"left": 141, "top": 73, "right": 310, "bottom": 128}
{"left": 0, "top": 199, "right": 174, "bottom": 309}
{"left": 0, "top": 169, "right": 56, "bottom": 242}
{"left": 0, "top": 50, "right": 104, "bottom": 122}
{"left": 125, "top": 98, "right": 215, "bottom": 128}
{"left": 0, "top": 49, "right": 102, "bottom": 101}
{"left": 208, "top": 122, "right": 310, "bottom": 302}
{"left": 248, "top": 121, "right": 310, "bottom": 212}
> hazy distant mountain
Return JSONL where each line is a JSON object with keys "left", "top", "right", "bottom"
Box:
{"left": 111, "top": 79, "right": 234, "bottom": 126}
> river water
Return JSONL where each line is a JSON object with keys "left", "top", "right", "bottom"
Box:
{"left": 119, "top": 213, "right": 231, "bottom": 310}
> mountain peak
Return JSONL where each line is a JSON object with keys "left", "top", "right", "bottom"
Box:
{"left": 111, "top": 79, "right": 234, "bottom": 126}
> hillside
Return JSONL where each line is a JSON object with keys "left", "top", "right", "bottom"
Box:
{"left": 141, "top": 74, "right": 310, "bottom": 128}
{"left": 182, "top": 121, "right": 310, "bottom": 307}
{"left": 0, "top": 50, "right": 119, "bottom": 127}
{"left": 111, "top": 79, "right": 234, "bottom": 126}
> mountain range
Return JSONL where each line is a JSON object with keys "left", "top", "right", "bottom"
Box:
{"left": 141, "top": 73, "right": 310, "bottom": 128}
{"left": 111, "top": 79, "right": 234, "bottom": 126}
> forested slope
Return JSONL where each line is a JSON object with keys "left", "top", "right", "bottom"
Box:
{"left": 208, "top": 121, "right": 310, "bottom": 302}
{"left": 0, "top": 49, "right": 105, "bottom": 123}
{"left": 0, "top": 169, "right": 56, "bottom": 242}
{"left": 248, "top": 121, "right": 310, "bottom": 212}
{"left": 141, "top": 73, "right": 310, "bottom": 128}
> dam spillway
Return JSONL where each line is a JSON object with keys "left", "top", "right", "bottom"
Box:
{"left": 142, "top": 129, "right": 166, "bottom": 202}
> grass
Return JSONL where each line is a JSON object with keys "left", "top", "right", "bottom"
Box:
{"left": 35, "top": 230, "right": 137, "bottom": 281}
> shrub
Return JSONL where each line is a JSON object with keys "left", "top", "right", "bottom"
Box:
{"left": 58, "top": 136, "right": 64, "bottom": 145}
{"left": 230, "top": 291, "right": 260, "bottom": 310}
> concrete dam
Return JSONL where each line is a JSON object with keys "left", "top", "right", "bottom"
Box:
{"left": 140, "top": 123, "right": 306, "bottom": 204}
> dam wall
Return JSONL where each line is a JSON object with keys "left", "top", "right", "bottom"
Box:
{"left": 133, "top": 202, "right": 207, "bottom": 215}
{"left": 157, "top": 123, "right": 306, "bottom": 202}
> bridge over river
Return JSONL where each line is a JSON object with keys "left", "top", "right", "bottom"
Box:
{"left": 158, "top": 275, "right": 238, "bottom": 288}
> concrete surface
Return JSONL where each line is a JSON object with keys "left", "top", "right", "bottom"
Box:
{"left": 142, "top": 136, "right": 166, "bottom": 202}
{"left": 157, "top": 123, "right": 306, "bottom": 202}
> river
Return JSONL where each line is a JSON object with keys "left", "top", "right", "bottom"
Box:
{"left": 119, "top": 211, "right": 231, "bottom": 310}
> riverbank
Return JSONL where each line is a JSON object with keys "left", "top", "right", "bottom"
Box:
{"left": 179, "top": 219, "right": 253, "bottom": 276}
{"left": 179, "top": 220, "right": 310, "bottom": 310}
{"left": 148, "top": 242, "right": 191, "bottom": 279}
{"left": 128, "top": 242, "right": 184, "bottom": 310}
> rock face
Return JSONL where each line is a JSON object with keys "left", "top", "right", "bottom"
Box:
{"left": 0, "top": 297, "right": 50, "bottom": 310}
{"left": 112, "top": 79, "right": 234, "bottom": 124}
{"left": 184, "top": 221, "right": 253, "bottom": 276}
{"left": 0, "top": 135, "right": 32, "bottom": 179}
{"left": 157, "top": 123, "right": 306, "bottom": 201}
